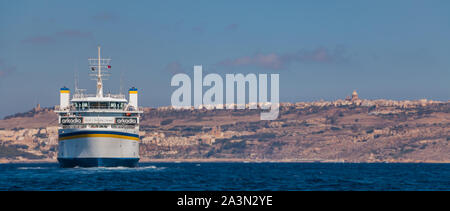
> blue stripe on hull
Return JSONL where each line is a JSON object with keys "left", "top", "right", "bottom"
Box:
{"left": 59, "top": 130, "right": 139, "bottom": 138}
{"left": 58, "top": 158, "right": 139, "bottom": 168}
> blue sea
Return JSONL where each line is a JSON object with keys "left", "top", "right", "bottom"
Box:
{"left": 0, "top": 162, "right": 449, "bottom": 191}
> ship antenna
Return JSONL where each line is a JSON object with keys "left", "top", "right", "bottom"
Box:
{"left": 120, "top": 71, "right": 124, "bottom": 96}
{"left": 74, "top": 68, "right": 78, "bottom": 91}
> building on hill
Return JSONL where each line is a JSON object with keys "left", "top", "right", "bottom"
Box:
{"left": 351, "top": 90, "right": 359, "bottom": 101}
{"left": 344, "top": 90, "right": 362, "bottom": 105}
{"left": 33, "top": 104, "right": 41, "bottom": 112}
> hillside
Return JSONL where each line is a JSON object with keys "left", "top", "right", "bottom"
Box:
{"left": 0, "top": 98, "right": 449, "bottom": 163}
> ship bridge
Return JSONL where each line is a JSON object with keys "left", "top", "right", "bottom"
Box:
{"left": 71, "top": 93, "right": 128, "bottom": 111}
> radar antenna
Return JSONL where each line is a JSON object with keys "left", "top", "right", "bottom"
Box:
{"left": 74, "top": 68, "right": 86, "bottom": 96}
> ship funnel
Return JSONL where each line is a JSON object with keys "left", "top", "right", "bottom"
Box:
{"left": 60, "top": 87, "right": 70, "bottom": 109}
{"left": 129, "top": 87, "right": 138, "bottom": 109}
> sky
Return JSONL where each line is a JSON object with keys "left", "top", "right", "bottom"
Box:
{"left": 0, "top": 0, "right": 449, "bottom": 118}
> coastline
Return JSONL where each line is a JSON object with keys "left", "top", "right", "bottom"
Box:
{"left": 1, "top": 158, "right": 449, "bottom": 164}
{"left": 1, "top": 101, "right": 448, "bottom": 165}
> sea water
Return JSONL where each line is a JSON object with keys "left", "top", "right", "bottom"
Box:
{"left": 0, "top": 162, "right": 449, "bottom": 191}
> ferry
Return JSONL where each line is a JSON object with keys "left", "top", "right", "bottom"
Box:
{"left": 55, "top": 46, "right": 142, "bottom": 167}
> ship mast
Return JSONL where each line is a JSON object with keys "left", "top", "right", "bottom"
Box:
{"left": 88, "top": 45, "right": 111, "bottom": 98}
{"left": 97, "top": 45, "right": 103, "bottom": 97}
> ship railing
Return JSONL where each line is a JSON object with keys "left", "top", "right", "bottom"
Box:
{"left": 62, "top": 125, "right": 88, "bottom": 129}
{"left": 70, "top": 107, "right": 142, "bottom": 112}
{"left": 111, "top": 125, "right": 137, "bottom": 129}
{"left": 72, "top": 107, "right": 126, "bottom": 110}
{"left": 72, "top": 93, "right": 126, "bottom": 99}
{"left": 61, "top": 124, "right": 137, "bottom": 129}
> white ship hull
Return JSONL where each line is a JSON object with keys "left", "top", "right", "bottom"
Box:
{"left": 57, "top": 128, "right": 139, "bottom": 167}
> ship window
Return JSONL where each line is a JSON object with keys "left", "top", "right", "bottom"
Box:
{"left": 90, "top": 102, "right": 106, "bottom": 109}
{"left": 73, "top": 102, "right": 84, "bottom": 110}
{"left": 90, "top": 102, "right": 97, "bottom": 108}
{"left": 100, "top": 102, "right": 108, "bottom": 108}
{"left": 76, "top": 102, "right": 125, "bottom": 110}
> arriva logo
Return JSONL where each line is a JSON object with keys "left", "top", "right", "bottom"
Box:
{"left": 171, "top": 65, "right": 279, "bottom": 120}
